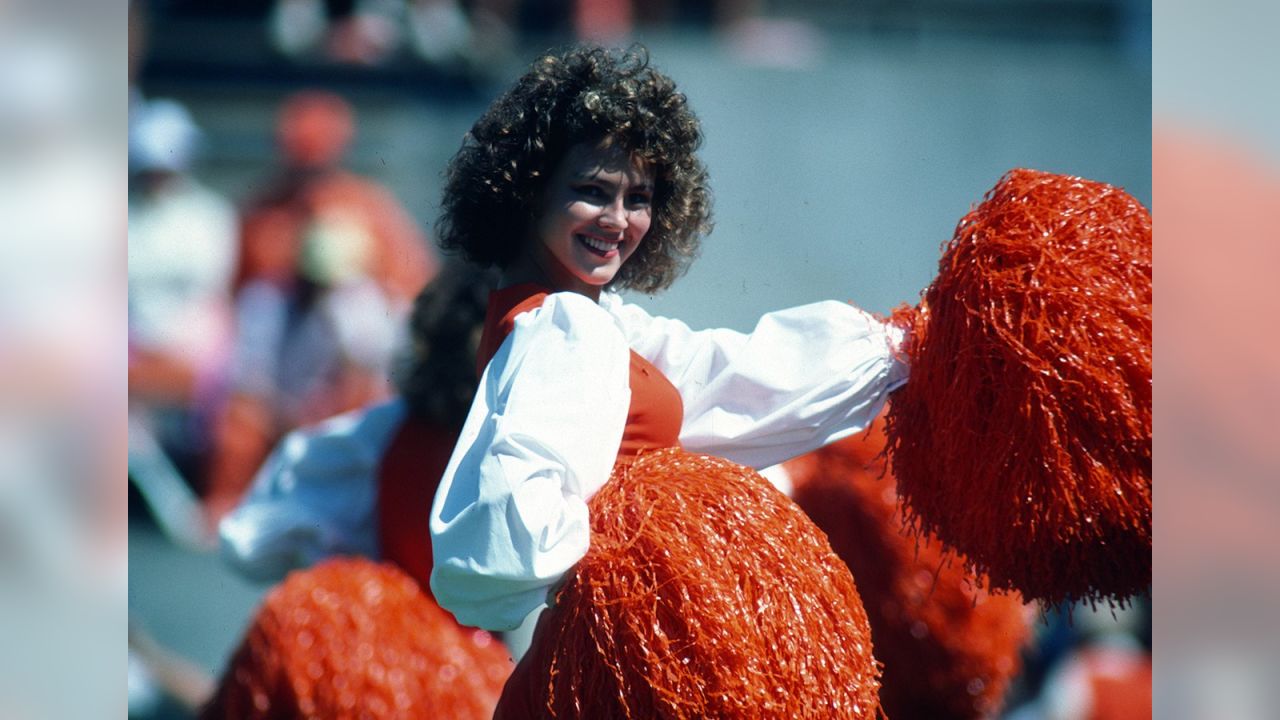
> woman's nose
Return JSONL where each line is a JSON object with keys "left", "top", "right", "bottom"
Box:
{"left": 598, "top": 197, "right": 627, "bottom": 229}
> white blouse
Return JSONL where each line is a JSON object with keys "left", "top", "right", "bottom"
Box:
{"left": 430, "top": 291, "right": 909, "bottom": 631}
{"left": 218, "top": 399, "right": 406, "bottom": 582}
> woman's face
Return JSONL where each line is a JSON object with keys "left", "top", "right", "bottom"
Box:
{"left": 532, "top": 142, "right": 654, "bottom": 294}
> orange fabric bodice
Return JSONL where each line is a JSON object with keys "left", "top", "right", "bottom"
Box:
{"left": 478, "top": 284, "right": 684, "bottom": 461}
{"left": 376, "top": 415, "right": 456, "bottom": 590}
{"left": 374, "top": 285, "right": 681, "bottom": 592}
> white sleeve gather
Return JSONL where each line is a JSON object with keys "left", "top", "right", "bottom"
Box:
{"left": 429, "top": 292, "right": 631, "bottom": 632}
{"left": 218, "top": 399, "right": 405, "bottom": 582}
{"left": 602, "top": 293, "right": 909, "bottom": 469}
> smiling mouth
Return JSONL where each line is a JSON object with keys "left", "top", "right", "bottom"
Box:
{"left": 576, "top": 234, "right": 621, "bottom": 257}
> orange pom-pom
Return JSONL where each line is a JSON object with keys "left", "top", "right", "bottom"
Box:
{"left": 886, "top": 169, "right": 1151, "bottom": 608}
{"left": 200, "top": 558, "right": 512, "bottom": 719}
{"left": 789, "top": 418, "right": 1032, "bottom": 720}
{"left": 500, "top": 448, "right": 881, "bottom": 719}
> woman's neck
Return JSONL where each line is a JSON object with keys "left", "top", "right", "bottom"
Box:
{"left": 501, "top": 246, "right": 602, "bottom": 302}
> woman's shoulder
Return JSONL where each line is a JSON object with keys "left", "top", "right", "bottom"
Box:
{"left": 597, "top": 291, "right": 683, "bottom": 347}
{"left": 499, "top": 287, "right": 627, "bottom": 338}
{"left": 501, "top": 292, "right": 631, "bottom": 363}
{"left": 597, "top": 290, "right": 656, "bottom": 327}
{"left": 522, "top": 290, "right": 615, "bottom": 324}
{"left": 481, "top": 285, "right": 627, "bottom": 369}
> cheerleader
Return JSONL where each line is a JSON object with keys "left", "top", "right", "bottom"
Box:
{"left": 429, "top": 41, "right": 907, "bottom": 636}
{"left": 429, "top": 44, "right": 906, "bottom": 716}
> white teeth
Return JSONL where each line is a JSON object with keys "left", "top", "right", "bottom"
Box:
{"left": 578, "top": 234, "right": 617, "bottom": 252}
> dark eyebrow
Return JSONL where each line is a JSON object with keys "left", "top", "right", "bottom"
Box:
{"left": 571, "top": 170, "right": 652, "bottom": 192}
{"left": 572, "top": 171, "right": 611, "bottom": 186}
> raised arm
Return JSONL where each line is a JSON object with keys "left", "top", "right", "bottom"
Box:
{"left": 603, "top": 294, "right": 909, "bottom": 469}
{"left": 429, "top": 293, "right": 631, "bottom": 631}
{"left": 218, "top": 400, "right": 405, "bottom": 582}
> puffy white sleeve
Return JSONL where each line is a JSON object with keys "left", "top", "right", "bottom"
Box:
{"left": 602, "top": 294, "right": 909, "bottom": 469}
{"left": 429, "top": 293, "right": 631, "bottom": 632}
{"left": 218, "top": 399, "right": 406, "bottom": 582}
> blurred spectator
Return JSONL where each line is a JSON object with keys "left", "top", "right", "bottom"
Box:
{"left": 1005, "top": 600, "right": 1152, "bottom": 720}
{"left": 266, "top": 0, "right": 517, "bottom": 68}
{"left": 411, "top": 0, "right": 519, "bottom": 68}
{"left": 1040, "top": 640, "right": 1152, "bottom": 720}
{"left": 573, "top": 0, "right": 633, "bottom": 43}
{"left": 575, "top": 0, "right": 776, "bottom": 48}
{"left": 205, "top": 90, "right": 436, "bottom": 524}
{"left": 128, "top": 98, "right": 239, "bottom": 496}
{"left": 233, "top": 90, "right": 433, "bottom": 301}
{"left": 1005, "top": 638, "right": 1152, "bottom": 720}
{"left": 270, "top": 0, "right": 405, "bottom": 65}
{"left": 406, "top": 0, "right": 474, "bottom": 64}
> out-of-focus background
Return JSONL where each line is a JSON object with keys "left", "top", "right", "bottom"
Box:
{"left": 1154, "top": 1, "right": 1280, "bottom": 719}
{"left": 25, "top": 0, "right": 1280, "bottom": 717}
{"left": 117, "top": 2, "right": 1153, "bottom": 717}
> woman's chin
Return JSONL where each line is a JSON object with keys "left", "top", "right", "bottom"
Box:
{"left": 569, "top": 262, "right": 621, "bottom": 288}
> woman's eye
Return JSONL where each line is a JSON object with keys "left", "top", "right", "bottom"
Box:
{"left": 628, "top": 193, "right": 652, "bottom": 207}
{"left": 574, "top": 185, "right": 605, "bottom": 199}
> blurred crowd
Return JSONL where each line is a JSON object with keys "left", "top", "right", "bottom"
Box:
{"left": 128, "top": 86, "right": 436, "bottom": 538}
{"left": 135, "top": 0, "right": 784, "bottom": 74}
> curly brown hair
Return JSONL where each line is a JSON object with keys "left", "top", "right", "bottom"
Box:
{"left": 392, "top": 261, "right": 499, "bottom": 427}
{"left": 436, "top": 44, "right": 712, "bottom": 294}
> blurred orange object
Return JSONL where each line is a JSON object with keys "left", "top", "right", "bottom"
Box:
{"left": 200, "top": 558, "right": 512, "bottom": 720}
{"left": 203, "top": 394, "right": 276, "bottom": 525}
{"left": 789, "top": 416, "right": 1031, "bottom": 719}
{"left": 1043, "top": 643, "right": 1152, "bottom": 720}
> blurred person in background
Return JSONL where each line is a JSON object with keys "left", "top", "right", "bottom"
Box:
{"left": 269, "top": 0, "right": 406, "bottom": 65}
{"left": 232, "top": 90, "right": 434, "bottom": 300}
{"left": 267, "top": 0, "right": 518, "bottom": 69}
{"left": 574, "top": 0, "right": 816, "bottom": 70}
{"left": 406, "top": 0, "right": 519, "bottom": 68}
{"left": 576, "top": 0, "right": 763, "bottom": 43}
{"left": 128, "top": 97, "right": 239, "bottom": 507}
{"left": 1005, "top": 600, "right": 1152, "bottom": 720}
{"left": 205, "top": 89, "right": 437, "bottom": 525}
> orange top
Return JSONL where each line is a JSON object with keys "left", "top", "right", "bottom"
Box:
{"left": 375, "top": 285, "right": 682, "bottom": 594}
{"left": 377, "top": 415, "right": 456, "bottom": 590}
{"left": 478, "top": 283, "right": 684, "bottom": 461}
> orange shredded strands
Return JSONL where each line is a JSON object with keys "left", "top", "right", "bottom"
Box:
{"left": 507, "top": 448, "right": 882, "bottom": 719}
{"left": 789, "top": 416, "right": 1032, "bottom": 720}
{"left": 885, "top": 168, "right": 1152, "bottom": 609}
{"left": 200, "top": 558, "right": 512, "bottom": 720}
